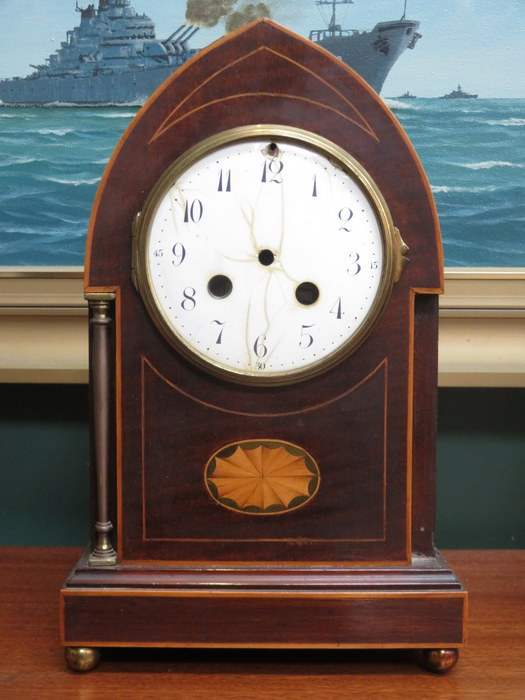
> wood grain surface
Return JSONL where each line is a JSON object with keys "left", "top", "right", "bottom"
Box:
{"left": 1, "top": 548, "right": 523, "bottom": 698}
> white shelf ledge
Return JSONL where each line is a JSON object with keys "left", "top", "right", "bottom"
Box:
{"left": 1, "top": 267, "right": 524, "bottom": 386}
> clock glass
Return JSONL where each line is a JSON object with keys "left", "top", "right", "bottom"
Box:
{"left": 134, "top": 126, "right": 398, "bottom": 384}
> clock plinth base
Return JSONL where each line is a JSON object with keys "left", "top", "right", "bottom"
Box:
{"left": 61, "top": 549, "right": 466, "bottom": 662}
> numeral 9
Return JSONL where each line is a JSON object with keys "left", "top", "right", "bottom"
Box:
{"left": 172, "top": 242, "right": 186, "bottom": 266}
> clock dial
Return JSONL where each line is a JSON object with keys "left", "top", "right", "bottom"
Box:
{"left": 135, "top": 126, "right": 398, "bottom": 384}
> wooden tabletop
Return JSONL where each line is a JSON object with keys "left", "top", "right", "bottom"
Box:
{"left": 1, "top": 548, "right": 523, "bottom": 698}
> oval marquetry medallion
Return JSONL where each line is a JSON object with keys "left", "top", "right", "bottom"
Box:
{"left": 205, "top": 440, "right": 320, "bottom": 515}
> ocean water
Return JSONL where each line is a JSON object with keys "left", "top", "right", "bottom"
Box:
{"left": 0, "top": 99, "right": 523, "bottom": 266}
{"left": 390, "top": 98, "right": 525, "bottom": 267}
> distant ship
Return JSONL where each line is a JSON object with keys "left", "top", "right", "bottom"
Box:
{"left": 395, "top": 90, "right": 417, "bottom": 99}
{"left": 0, "top": 0, "right": 421, "bottom": 105}
{"left": 440, "top": 84, "right": 478, "bottom": 99}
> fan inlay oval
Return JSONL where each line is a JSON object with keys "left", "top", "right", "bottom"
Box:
{"left": 205, "top": 440, "right": 320, "bottom": 515}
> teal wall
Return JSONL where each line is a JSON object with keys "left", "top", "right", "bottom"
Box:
{"left": 1, "top": 385, "right": 524, "bottom": 548}
{"left": 0, "top": 385, "right": 89, "bottom": 546}
{"left": 437, "top": 388, "right": 525, "bottom": 548}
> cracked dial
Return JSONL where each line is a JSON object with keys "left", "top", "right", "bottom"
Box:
{"left": 134, "top": 126, "right": 399, "bottom": 384}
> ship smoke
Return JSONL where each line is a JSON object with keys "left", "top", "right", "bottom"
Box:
{"left": 225, "top": 4, "right": 271, "bottom": 32}
{"left": 186, "top": 1, "right": 271, "bottom": 30}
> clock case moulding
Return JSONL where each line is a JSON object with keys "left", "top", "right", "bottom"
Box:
{"left": 61, "top": 19, "right": 466, "bottom": 671}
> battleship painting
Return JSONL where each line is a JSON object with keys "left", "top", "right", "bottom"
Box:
{"left": 2, "top": 0, "right": 523, "bottom": 269}
{"left": 0, "top": 0, "right": 421, "bottom": 105}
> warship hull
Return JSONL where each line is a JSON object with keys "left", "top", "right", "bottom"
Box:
{"left": 0, "top": 64, "right": 185, "bottom": 106}
{"left": 313, "top": 20, "right": 420, "bottom": 95}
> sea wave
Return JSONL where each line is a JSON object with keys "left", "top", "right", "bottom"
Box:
{"left": 431, "top": 185, "right": 501, "bottom": 193}
{"left": 457, "top": 161, "right": 524, "bottom": 170}
{"left": 0, "top": 155, "right": 46, "bottom": 167}
{"left": 44, "top": 176, "right": 100, "bottom": 186}
{"left": 485, "top": 118, "right": 525, "bottom": 127}
{"left": 93, "top": 111, "right": 138, "bottom": 119}
{"left": 37, "top": 101, "right": 144, "bottom": 108}
{"left": 1, "top": 224, "right": 54, "bottom": 236}
{"left": 385, "top": 99, "right": 414, "bottom": 110}
{"left": 34, "top": 127, "right": 75, "bottom": 136}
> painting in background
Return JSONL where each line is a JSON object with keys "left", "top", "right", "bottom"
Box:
{"left": 0, "top": 0, "right": 523, "bottom": 266}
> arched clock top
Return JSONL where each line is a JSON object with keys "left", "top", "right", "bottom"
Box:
{"left": 85, "top": 19, "right": 442, "bottom": 294}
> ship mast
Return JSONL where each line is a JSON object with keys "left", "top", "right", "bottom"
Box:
{"left": 316, "top": 0, "right": 353, "bottom": 34}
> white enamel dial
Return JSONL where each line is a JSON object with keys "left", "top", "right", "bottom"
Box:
{"left": 135, "top": 127, "right": 399, "bottom": 384}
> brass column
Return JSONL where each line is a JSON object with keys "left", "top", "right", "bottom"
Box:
{"left": 86, "top": 294, "right": 117, "bottom": 566}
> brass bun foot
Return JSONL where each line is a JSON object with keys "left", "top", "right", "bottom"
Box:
{"left": 420, "top": 648, "right": 459, "bottom": 674}
{"left": 65, "top": 646, "right": 101, "bottom": 672}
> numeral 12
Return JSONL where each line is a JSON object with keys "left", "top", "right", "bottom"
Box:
{"left": 261, "top": 160, "right": 284, "bottom": 184}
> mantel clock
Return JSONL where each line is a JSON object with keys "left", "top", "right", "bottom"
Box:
{"left": 61, "top": 20, "right": 466, "bottom": 673}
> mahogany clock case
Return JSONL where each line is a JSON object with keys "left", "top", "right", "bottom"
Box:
{"left": 62, "top": 20, "right": 466, "bottom": 658}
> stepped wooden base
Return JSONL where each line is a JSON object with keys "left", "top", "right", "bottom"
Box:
{"left": 61, "top": 549, "right": 466, "bottom": 671}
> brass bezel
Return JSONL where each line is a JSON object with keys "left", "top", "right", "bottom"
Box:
{"left": 133, "top": 125, "right": 401, "bottom": 386}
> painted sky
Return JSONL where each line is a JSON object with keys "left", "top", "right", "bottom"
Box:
{"left": 1, "top": 0, "right": 524, "bottom": 97}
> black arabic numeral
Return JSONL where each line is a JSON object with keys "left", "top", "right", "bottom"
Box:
{"left": 261, "top": 159, "right": 284, "bottom": 184}
{"left": 211, "top": 320, "right": 225, "bottom": 344}
{"left": 347, "top": 252, "right": 361, "bottom": 276}
{"left": 253, "top": 334, "right": 268, "bottom": 358}
{"left": 299, "top": 324, "right": 315, "bottom": 349}
{"left": 181, "top": 287, "right": 196, "bottom": 311}
{"left": 184, "top": 199, "right": 203, "bottom": 223}
{"left": 329, "top": 297, "right": 344, "bottom": 319}
{"left": 338, "top": 207, "right": 353, "bottom": 232}
{"left": 171, "top": 242, "right": 186, "bottom": 266}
